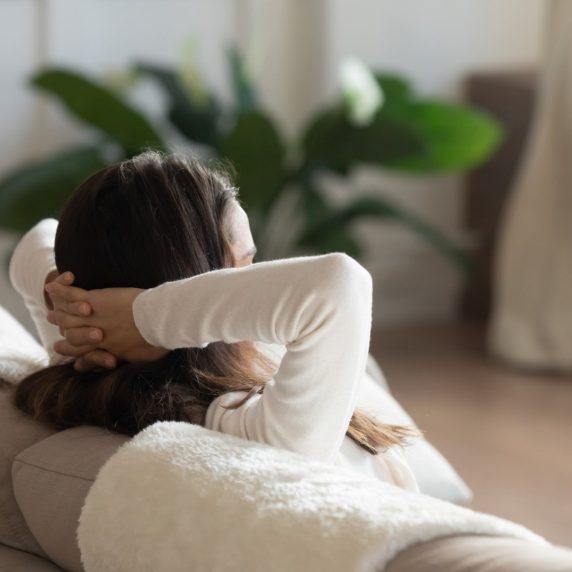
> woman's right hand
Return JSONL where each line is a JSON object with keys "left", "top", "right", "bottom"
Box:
{"left": 45, "top": 273, "right": 168, "bottom": 370}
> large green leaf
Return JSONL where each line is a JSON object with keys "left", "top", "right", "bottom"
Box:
{"left": 217, "top": 111, "right": 286, "bottom": 211}
{"left": 134, "top": 62, "right": 220, "bottom": 147}
{"left": 384, "top": 101, "right": 504, "bottom": 173}
{"left": 374, "top": 73, "right": 413, "bottom": 113}
{"left": 227, "top": 46, "right": 259, "bottom": 112}
{"left": 301, "top": 106, "right": 425, "bottom": 175}
{"left": 293, "top": 183, "right": 362, "bottom": 258}
{"left": 298, "top": 180, "right": 330, "bottom": 226}
{"left": 301, "top": 68, "right": 503, "bottom": 176}
{"left": 31, "top": 69, "right": 165, "bottom": 154}
{"left": 297, "top": 193, "right": 470, "bottom": 275}
{"left": 0, "top": 146, "right": 107, "bottom": 232}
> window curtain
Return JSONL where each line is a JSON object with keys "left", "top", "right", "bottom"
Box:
{"left": 488, "top": 0, "right": 572, "bottom": 372}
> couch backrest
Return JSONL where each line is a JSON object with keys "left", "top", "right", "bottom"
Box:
{"left": 12, "top": 426, "right": 130, "bottom": 572}
{"left": 0, "top": 386, "right": 56, "bottom": 558}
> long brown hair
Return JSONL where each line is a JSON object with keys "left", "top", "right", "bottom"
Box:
{"left": 13, "top": 151, "right": 417, "bottom": 453}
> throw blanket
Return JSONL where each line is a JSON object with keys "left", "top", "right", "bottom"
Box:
{"left": 0, "top": 306, "right": 48, "bottom": 385}
{"left": 78, "top": 421, "right": 547, "bottom": 572}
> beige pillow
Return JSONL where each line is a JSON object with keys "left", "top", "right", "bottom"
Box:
{"left": 12, "top": 426, "right": 129, "bottom": 572}
{"left": 0, "top": 387, "right": 56, "bottom": 557}
{"left": 0, "top": 304, "right": 57, "bottom": 556}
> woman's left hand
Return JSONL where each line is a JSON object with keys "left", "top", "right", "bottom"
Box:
{"left": 45, "top": 272, "right": 168, "bottom": 370}
{"left": 44, "top": 271, "right": 116, "bottom": 372}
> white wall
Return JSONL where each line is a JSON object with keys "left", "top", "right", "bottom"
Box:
{"left": 329, "top": 0, "right": 545, "bottom": 98}
{"left": 0, "top": 0, "right": 546, "bottom": 332}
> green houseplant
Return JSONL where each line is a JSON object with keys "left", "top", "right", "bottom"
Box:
{"left": 0, "top": 49, "right": 503, "bottom": 272}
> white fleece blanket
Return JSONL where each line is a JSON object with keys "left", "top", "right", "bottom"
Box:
{"left": 77, "top": 421, "right": 547, "bottom": 572}
{"left": 0, "top": 306, "right": 48, "bottom": 384}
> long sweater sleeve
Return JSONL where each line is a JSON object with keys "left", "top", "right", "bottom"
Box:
{"left": 8, "top": 219, "right": 68, "bottom": 365}
{"left": 133, "top": 253, "right": 373, "bottom": 464}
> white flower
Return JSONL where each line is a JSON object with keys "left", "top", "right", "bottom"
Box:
{"left": 339, "top": 58, "right": 384, "bottom": 126}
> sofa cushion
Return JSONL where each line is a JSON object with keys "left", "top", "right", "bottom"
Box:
{"left": 0, "top": 304, "right": 57, "bottom": 557}
{"left": 12, "top": 426, "right": 129, "bottom": 572}
{"left": 0, "top": 387, "right": 56, "bottom": 558}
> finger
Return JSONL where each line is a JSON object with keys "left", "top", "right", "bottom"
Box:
{"left": 53, "top": 339, "right": 98, "bottom": 358}
{"left": 45, "top": 281, "right": 89, "bottom": 304}
{"left": 74, "top": 358, "right": 98, "bottom": 373}
{"left": 74, "top": 350, "right": 117, "bottom": 372}
{"left": 70, "top": 301, "right": 92, "bottom": 316}
{"left": 47, "top": 273, "right": 90, "bottom": 315}
{"left": 51, "top": 298, "right": 92, "bottom": 316}
{"left": 64, "top": 326, "right": 103, "bottom": 347}
{"left": 53, "top": 271, "right": 75, "bottom": 285}
{"left": 47, "top": 310, "right": 93, "bottom": 329}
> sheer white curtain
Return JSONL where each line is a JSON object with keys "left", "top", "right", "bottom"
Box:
{"left": 489, "top": 0, "right": 572, "bottom": 372}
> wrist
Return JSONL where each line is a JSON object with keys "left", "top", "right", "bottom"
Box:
{"left": 132, "top": 287, "right": 166, "bottom": 349}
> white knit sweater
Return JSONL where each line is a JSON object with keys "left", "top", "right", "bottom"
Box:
{"left": 10, "top": 219, "right": 419, "bottom": 492}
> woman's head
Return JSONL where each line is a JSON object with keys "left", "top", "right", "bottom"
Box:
{"left": 14, "top": 151, "right": 273, "bottom": 435}
{"left": 55, "top": 151, "right": 255, "bottom": 291}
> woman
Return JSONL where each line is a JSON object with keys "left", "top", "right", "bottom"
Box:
{"left": 10, "top": 150, "right": 419, "bottom": 491}
{"left": 11, "top": 151, "right": 572, "bottom": 571}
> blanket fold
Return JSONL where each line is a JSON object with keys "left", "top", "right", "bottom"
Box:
{"left": 77, "top": 421, "right": 546, "bottom": 572}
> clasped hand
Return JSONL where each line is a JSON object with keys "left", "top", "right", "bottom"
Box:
{"left": 45, "top": 272, "right": 168, "bottom": 372}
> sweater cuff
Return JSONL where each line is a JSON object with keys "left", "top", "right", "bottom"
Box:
{"left": 132, "top": 289, "right": 160, "bottom": 347}
{"left": 132, "top": 286, "right": 209, "bottom": 350}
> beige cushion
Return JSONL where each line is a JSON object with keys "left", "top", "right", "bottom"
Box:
{"left": 12, "top": 426, "right": 129, "bottom": 572}
{"left": 0, "top": 304, "right": 55, "bottom": 556}
{"left": 386, "top": 534, "right": 572, "bottom": 572}
{"left": 0, "top": 387, "right": 56, "bottom": 557}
